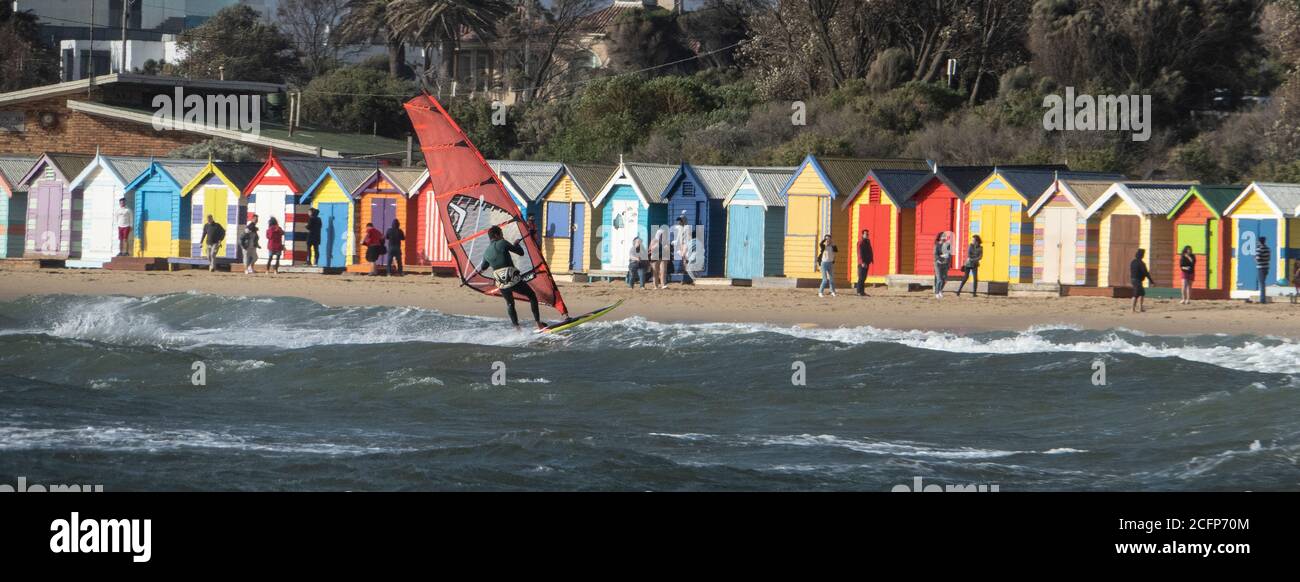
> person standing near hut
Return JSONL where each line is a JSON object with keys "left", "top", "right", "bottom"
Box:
{"left": 199, "top": 215, "right": 226, "bottom": 272}
{"left": 362, "top": 222, "right": 385, "bottom": 276}
{"left": 1130, "top": 248, "right": 1154, "bottom": 313}
{"left": 956, "top": 235, "right": 983, "bottom": 297}
{"left": 817, "top": 234, "right": 837, "bottom": 298}
{"left": 933, "top": 232, "right": 952, "bottom": 299}
{"left": 627, "top": 236, "right": 648, "bottom": 289}
{"left": 306, "top": 207, "right": 322, "bottom": 266}
{"left": 855, "top": 229, "right": 873, "bottom": 296}
{"left": 265, "top": 217, "right": 285, "bottom": 274}
{"left": 672, "top": 215, "right": 693, "bottom": 285}
{"left": 476, "top": 225, "right": 544, "bottom": 329}
{"left": 241, "top": 215, "right": 260, "bottom": 275}
{"left": 1256, "top": 236, "right": 1272, "bottom": 304}
{"left": 114, "top": 198, "right": 132, "bottom": 257}
{"left": 385, "top": 219, "right": 405, "bottom": 276}
{"left": 1179, "top": 245, "right": 1196, "bottom": 304}
{"left": 649, "top": 224, "right": 670, "bottom": 289}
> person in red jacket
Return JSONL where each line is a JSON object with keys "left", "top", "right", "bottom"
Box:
{"left": 265, "top": 217, "right": 285, "bottom": 274}
{"left": 362, "top": 222, "right": 385, "bottom": 276}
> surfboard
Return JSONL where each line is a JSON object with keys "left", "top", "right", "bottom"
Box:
{"left": 538, "top": 300, "right": 625, "bottom": 334}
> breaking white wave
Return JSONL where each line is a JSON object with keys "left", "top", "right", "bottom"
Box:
{"left": 651, "top": 432, "right": 1086, "bottom": 460}
{"left": 0, "top": 424, "right": 415, "bottom": 456}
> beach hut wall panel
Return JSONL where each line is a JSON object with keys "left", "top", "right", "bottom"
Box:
{"left": 0, "top": 156, "right": 37, "bottom": 258}
{"left": 1223, "top": 183, "right": 1300, "bottom": 295}
{"left": 843, "top": 170, "right": 933, "bottom": 281}
{"left": 665, "top": 165, "right": 741, "bottom": 277}
{"left": 593, "top": 162, "right": 673, "bottom": 273}
{"left": 410, "top": 175, "right": 454, "bottom": 268}
{"left": 541, "top": 174, "right": 592, "bottom": 274}
{"left": 1030, "top": 191, "right": 1096, "bottom": 286}
{"left": 722, "top": 168, "right": 793, "bottom": 279}
{"left": 910, "top": 178, "right": 964, "bottom": 277}
{"left": 1165, "top": 186, "right": 1238, "bottom": 290}
{"left": 183, "top": 161, "right": 261, "bottom": 260}
{"left": 19, "top": 154, "right": 92, "bottom": 259}
{"left": 782, "top": 156, "right": 929, "bottom": 282}
{"left": 66, "top": 156, "right": 151, "bottom": 265}
{"left": 124, "top": 160, "right": 207, "bottom": 258}
{"left": 372, "top": 168, "right": 432, "bottom": 266}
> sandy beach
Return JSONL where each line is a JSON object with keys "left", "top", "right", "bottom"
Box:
{"left": 2, "top": 265, "right": 1299, "bottom": 338}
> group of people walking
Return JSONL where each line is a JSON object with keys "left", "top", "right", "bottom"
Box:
{"left": 625, "top": 216, "right": 698, "bottom": 289}
{"left": 816, "top": 230, "right": 984, "bottom": 299}
{"left": 191, "top": 209, "right": 408, "bottom": 276}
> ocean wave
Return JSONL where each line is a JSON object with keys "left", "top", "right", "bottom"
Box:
{"left": 0, "top": 424, "right": 415, "bottom": 456}
{"left": 651, "top": 432, "right": 1085, "bottom": 460}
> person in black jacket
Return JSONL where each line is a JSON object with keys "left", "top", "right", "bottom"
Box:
{"left": 1256, "top": 236, "right": 1272, "bottom": 304}
{"left": 306, "top": 208, "right": 322, "bottom": 266}
{"left": 956, "top": 235, "right": 983, "bottom": 297}
{"left": 855, "top": 229, "right": 873, "bottom": 296}
{"left": 1179, "top": 245, "right": 1196, "bottom": 304}
{"left": 199, "top": 215, "right": 226, "bottom": 272}
{"left": 1130, "top": 248, "right": 1154, "bottom": 313}
{"left": 385, "top": 219, "right": 405, "bottom": 276}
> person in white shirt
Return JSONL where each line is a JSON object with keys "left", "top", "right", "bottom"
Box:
{"left": 649, "top": 224, "right": 670, "bottom": 289}
{"left": 114, "top": 198, "right": 132, "bottom": 257}
{"left": 817, "top": 234, "right": 838, "bottom": 297}
{"left": 671, "top": 215, "right": 694, "bottom": 285}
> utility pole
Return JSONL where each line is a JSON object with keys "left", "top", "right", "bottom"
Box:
{"left": 88, "top": 0, "right": 96, "bottom": 87}
{"left": 522, "top": 0, "right": 530, "bottom": 103}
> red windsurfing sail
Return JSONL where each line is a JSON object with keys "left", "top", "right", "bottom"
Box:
{"left": 404, "top": 93, "right": 569, "bottom": 317}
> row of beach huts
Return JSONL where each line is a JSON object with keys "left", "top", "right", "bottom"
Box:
{"left": 1, "top": 151, "right": 1297, "bottom": 299}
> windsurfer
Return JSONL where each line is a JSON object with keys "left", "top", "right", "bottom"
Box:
{"left": 477, "top": 225, "right": 545, "bottom": 329}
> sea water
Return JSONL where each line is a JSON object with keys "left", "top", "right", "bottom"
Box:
{"left": 0, "top": 293, "right": 1297, "bottom": 491}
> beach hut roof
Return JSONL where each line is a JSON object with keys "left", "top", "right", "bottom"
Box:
{"left": 684, "top": 166, "right": 746, "bottom": 200}
{"left": 989, "top": 169, "right": 1123, "bottom": 206}
{"left": 488, "top": 160, "right": 564, "bottom": 203}
{"left": 1224, "top": 182, "right": 1300, "bottom": 217}
{"left": 68, "top": 154, "right": 151, "bottom": 190}
{"left": 212, "top": 161, "right": 265, "bottom": 193}
{"left": 1025, "top": 178, "right": 1118, "bottom": 216}
{"left": 932, "top": 164, "right": 1067, "bottom": 198}
{"left": 1085, "top": 182, "right": 1199, "bottom": 217}
{"left": 800, "top": 156, "right": 930, "bottom": 199}
{"left": 563, "top": 163, "right": 616, "bottom": 203}
{"left": 618, "top": 162, "right": 679, "bottom": 205}
{"left": 1166, "top": 185, "right": 1243, "bottom": 219}
{"left": 376, "top": 167, "right": 426, "bottom": 194}
{"left": 156, "top": 159, "right": 210, "bottom": 189}
{"left": 0, "top": 156, "right": 38, "bottom": 194}
{"left": 275, "top": 156, "right": 377, "bottom": 192}
{"left": 724, "top": 167, "right": 797, "bottom": 208}
{"left": 20, "top": 153, "right": 93, "bottom": 186}
{"left": 842, "top": 169, "right": 933, "bottom": 209}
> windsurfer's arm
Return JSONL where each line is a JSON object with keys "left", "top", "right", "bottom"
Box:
{"left": 507, "top": 239, "right": 525, "bottom": 256}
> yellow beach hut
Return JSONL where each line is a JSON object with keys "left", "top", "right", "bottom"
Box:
{"left": 1084, "top": 182, "right": 1198, "bottom": 289}
{"left": 540, "top": 163, "right": 614, "bottom": 275}
{"left": 781, "top": 156, "right": 929, "bottom": 283}
{"left": 180, "top": 160, "right": 262, "bottom": 266}
{"left": 1222, "top": 182, "right": 1300, "bottom": 299}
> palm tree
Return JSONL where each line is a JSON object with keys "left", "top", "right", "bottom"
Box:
{"left": 384, "top": 0, "right": 512, "bottom": 91}
{"left": 337, "top": 0, "right": 413, "bottom": 79}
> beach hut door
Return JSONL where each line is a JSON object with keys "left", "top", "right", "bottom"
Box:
{"left": 371, "top": 197, "right": 397, "bottom": 263}
{"left": 1235, "top": 218, "right": 1275, "bottom": 290}
{"left": 319, "top": 202, "right": 348, "bottom": 268}
{"left": 570, "top": 204, "right": 585, "bottom": 272}
{"left": 609, "top": 199, "right": 638, "bottom": 269}
{"left": 33, "top": 183, "right": 63, "bottom": 255}
{"left": 727, "top": 205, "right": 763, "bottom": 279}
{"left": 1107, "top": 215, "right": 1140, "bottom": 286}
{"left": 979, "top": 205, "right": 1011, "bottom": 282}
{"left": 1043, "top": 208, "right": 1076, "bottom": 285}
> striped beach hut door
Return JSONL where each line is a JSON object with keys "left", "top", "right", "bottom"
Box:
{"left": 1042, "top": 208, "right": 1076, "bottom": 284}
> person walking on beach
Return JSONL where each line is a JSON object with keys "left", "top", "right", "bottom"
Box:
{"left": 114, "top": 198, "right": 132, "bottom": 257}
{"left": 1179, "top": 245, "right": 1196, "bottom": 304}
{"left": 241, "top": 215, "right": 260, "bottom": 275}
{"left": 856, "top": 229, "right": 873, "bottom": 296}
{"left": 933, "top": 232, "right": 952, "bottom": 299}
{"left": 1256, "top": 236, "right": 1271, "bottom": 304}
{"left": 672, "top": 215, "right": 693, "bottom": 285}
{"left": 1293, "top": 263, "right": 1300, "bottom": 304}
{"left": 199, "top": 215, "right": 226, "bottom": 272}
{"left": 306, "top": 207, "right": 322, "bottom": 266}
{"left": 1130, "top": 248, "right": 1154, "bottom": 313}
{"left": 264, "top": 217, "right": 284, "bottom": 274}
{"left": 362, "top": 222, "right": 385, "bottom": 276}
{"left": 650, "top": 224, "right": 670, "bottom": 289}
{"left": 476, "top": 225, "right": 544, "bottom": 329}
{"left": 628, "top": 236, "right": 648, "bottom": 289}
{"left": 956, "top": 235, "right": 983, "bottom": 297}
{"left": 385, "top": 219, "right": 405, "bottom": 276}
{"left": 817, "top": 234, "right": 837, "bottom": 297}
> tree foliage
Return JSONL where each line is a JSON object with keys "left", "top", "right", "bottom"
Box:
{"left": 176, "top": 5, "right": 305, "bottom": 84}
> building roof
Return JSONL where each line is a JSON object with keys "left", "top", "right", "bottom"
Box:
{"left": 0, "top": 73, "right": 285, "bottom": 107}
{"left": 377, "top": 167, "right": 426, "bottom": 194}
{"left": 1087, "top": 182, "right": 1199, "bottom": 216}
{"left": 104, "top": 157, "right": 155, "bottom": 186}
{"left": 934, "top": 164, "right": 1067, "bottom": 198}
{"left": 992, "top": 169, "right": 1123, "bottom": 206}
{"left": 687, "top": 165, "right": 746, "bottom": 200}
{"left": 1059, "top": 179, "right": 1114, "bottom": 209}
{"left": 65, "top": 101, "right": 413, "bottom": 160}
{"left": 1166, "top": 184, "right": 1242, "bottom": 219}
{"left": 489, "top": 160, "right": 565, "bottom": 203}
{"left": 564, "top": 163, "right": 616, "bottom": 202}
{"left": 277, "top": 156, "right": 378, "bottom": 193}
{"left": 1243, "top": 182, "right": 1300, "bottom": 216}
{"left": 212, "top": 161, "right": 265, "bottom": 193}
{"left": 619, "top": 162, "right": 679, "bottom": 205}
{"left": 848, "top": 169, "right": 935, "bottom": 208}
{"left": 155, "top": 159, "right": 210, "bottom": 189}
{"left": 743, "top": 167, "right": 798, "bottom": 207}
{"left": 805, "top": 157, "right": 931, "bottom": 199}
{"left": 0, "top": 155, "right": 37, "bottom": 193}
{"left": 331, "top": 167, "right": 384, "bottom": 196}
{"left": 22, "top": 153, "right": 94, "bottom": 186}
